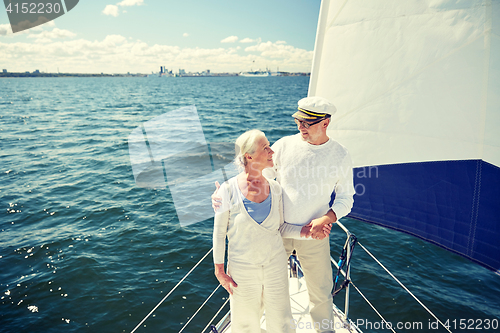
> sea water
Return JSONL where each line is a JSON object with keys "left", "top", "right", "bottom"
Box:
{"left": 1, "top": 77, "right": 499, "bottom": 333}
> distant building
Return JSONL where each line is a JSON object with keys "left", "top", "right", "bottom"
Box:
{"left": 179, "top": 69, "right": 186, "bottom": 75}
{"left": 2, "top": 69, "right": 6, "bottom": 73}
{"left": 33, "top": 70, "right": 40, "bottom": 74}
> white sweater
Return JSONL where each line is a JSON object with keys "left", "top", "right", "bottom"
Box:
{"left": 213, "top": 177, "right": 302, "bottom": 265}
{"left": 266, "top": 134, "right": 355, "bottom": 228}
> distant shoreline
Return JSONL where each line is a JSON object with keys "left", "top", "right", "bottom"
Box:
{"left": 0, "top": 72, "right": 310, "bottom": 78}
{"left": 1, "top": 72, "right": 123, "bottom": 78}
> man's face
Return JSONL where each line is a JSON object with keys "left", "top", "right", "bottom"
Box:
{"left": 295, "top": 118, "right": 328, "bottom": 144}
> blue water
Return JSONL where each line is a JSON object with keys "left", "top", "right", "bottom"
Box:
{"left": 1, "top": 77, "right": 499, "bottom": 333}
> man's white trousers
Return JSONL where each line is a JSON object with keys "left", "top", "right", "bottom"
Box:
{"left": 283, "top": 238, "right": 334, "bottom": 333}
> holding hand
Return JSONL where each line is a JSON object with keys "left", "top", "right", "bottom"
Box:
{"left": 301, "top": 222, "right": 332, "bottom": 239}
{"left": 308, "top": 210, "right": 337, "bottom": 240}
{"left": 310, "top": 218, "right": 328, "bottom": 240}
{"left": 212, "top": 181, "right": 222, "bottom": 212}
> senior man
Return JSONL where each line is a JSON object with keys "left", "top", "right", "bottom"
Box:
{"left": 214, "top": 96, "right": 355, "bottom": 333}
{"left": 272, "top": 96, "right": 354, "bottom": 332}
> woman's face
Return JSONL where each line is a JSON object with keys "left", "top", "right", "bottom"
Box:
{"left": 246, "top": 136, "right": 274, "bottom": 171}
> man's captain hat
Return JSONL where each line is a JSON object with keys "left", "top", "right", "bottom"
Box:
{"left": 293, "top": 96, "right": 337, "bottom": 121}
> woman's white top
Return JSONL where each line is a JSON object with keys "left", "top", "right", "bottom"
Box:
{"left": 213, "top": 176, "right": 302, "bottom": 265}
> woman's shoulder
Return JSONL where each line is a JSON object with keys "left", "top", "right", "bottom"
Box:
{"left": 219, "top": 176, "right": 239, "bottom": 196}
{"left": 268, "top": 178, "right": 282, "bottom": 193}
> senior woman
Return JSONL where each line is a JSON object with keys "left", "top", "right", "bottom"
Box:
{"left": 212, "top": 129, "right": 330, "bottom": 333}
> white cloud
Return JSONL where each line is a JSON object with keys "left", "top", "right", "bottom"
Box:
{"left": 276, "top": 40, "right": 287, "bottom": 44}
{"left": 240, "top": 38, "right": 256, "bottom": 43}
{"left": 243, "top": 41, "right": 313, "bottom": 71}
{"left": 221, "top": 36, "right": 238, "bottom": 43}
{"left": 103, "top": 0, "right": 143, "bottom": 17}
{"left": 33, "top": 38, "right": 52, "bottom": 44}
{"left": 0, "top": 37, "right": 313, "bottom": 73}
{"left": 183, "top": 33, "right": 189, "bottom": 37}
{"left": 1, "top": 20, "right": 58, "bottom": 38}
{"left": 28, "top": 28, "right": 76, "bottom": 41}
{"left": 103, "top": 5, "right": 119, "bottom": 17}
{"left": 117, "top": 0, "right": 144, "bottom": 6}
{"left": 7, "top": 16, "right": 59, "bottom": 34}
{"left": 0, "top": 24, "right": 12, "bottom": 36}
{"left": 245, "top": 41, "right": 311, "bottom": 59}
{"left": 27, "top": 21, "right": 56, "bottom": 32}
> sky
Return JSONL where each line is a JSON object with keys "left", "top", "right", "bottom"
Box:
{"left": 0, "top": 0, "right": 322, "bottom": 74}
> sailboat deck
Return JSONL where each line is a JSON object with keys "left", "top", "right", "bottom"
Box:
{"left": 217, "top": 275, "right": 360, "bottom": 333}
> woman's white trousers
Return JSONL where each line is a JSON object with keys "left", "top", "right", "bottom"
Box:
{"left": 228, "top": 249, "right": 295, "bottom": 333}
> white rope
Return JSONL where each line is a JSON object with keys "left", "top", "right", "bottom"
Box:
{"left": 130, "top": 248, "right": 213, "bottom": 333}
{"left": 350, "top": 280, "right": 397, "bottom": 333}
{"left": 178, "top": 284, "right": 222, "bottom": 333}
{"left": 357, "top": 242, "right": 452, "bottom": 333}
{"left": 202, "top": 297, "right": 230, "bottom": 333}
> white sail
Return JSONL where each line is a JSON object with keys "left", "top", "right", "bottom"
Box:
{"left": 309, "top": 0, "right": 500, "bottom": 272}
{"left": 309, "top": 0, "right": 499, "bottom": 168}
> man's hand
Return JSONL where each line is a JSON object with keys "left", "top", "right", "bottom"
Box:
{"left": 309, "top": 210, "right": 337, "bottom": 240}
{"left": 214, "top": 264, "right": 237, "bottom": 295}
{"left": 301, "top": 222, "right": 333, "bottom": 239}
{"left": 300, "top": 223, "right": 312, "bottom": 238}
{"left": 211, "top": 181, "right": 221, "bottom": 212}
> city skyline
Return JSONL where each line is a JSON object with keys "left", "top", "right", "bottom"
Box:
{"left": 0, "top": 0, "right": 321, "bottom": 74}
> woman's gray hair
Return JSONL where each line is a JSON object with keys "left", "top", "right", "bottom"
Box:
{"left": 234, "top": 129, "right": 266, "bottom": 170}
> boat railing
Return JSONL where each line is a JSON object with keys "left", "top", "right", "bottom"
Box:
{"left": 330, "top": 220, "right": 354, "bottom": 322}
{"left": 331, "top": 221, "right": 453, "bottom": 333}
{"left": 130, "top": 220, "right": 453, "bottom": 333}
{"left": 129, "top": 248, "right": 214, "bottom": 333}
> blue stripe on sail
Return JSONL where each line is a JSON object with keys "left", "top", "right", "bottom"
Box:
{"left": 348, "top": 160, "right": 500, "bottom": 272}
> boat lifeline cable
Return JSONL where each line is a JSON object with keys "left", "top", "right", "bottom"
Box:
{"left": 178, "top": 284, "right": 222, "bottom": 333}
{"left": 130, "top": 248, "right": 213, "bottom": 333}
{"left": 202, "top": 298, "right": 230, "bottom": 333}
{"left": 357, "top": 242, "right": 452, "bottom": 333}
